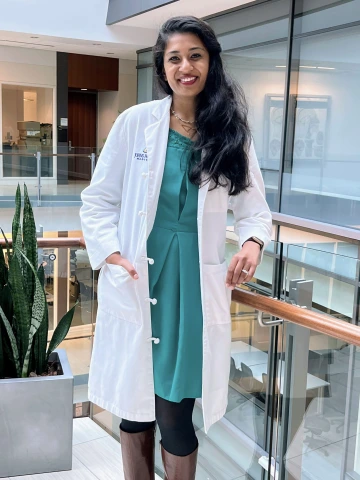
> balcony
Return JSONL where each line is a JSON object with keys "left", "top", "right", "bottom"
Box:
{"left": 1, "top": 235, "right": 360, "bottom": 479}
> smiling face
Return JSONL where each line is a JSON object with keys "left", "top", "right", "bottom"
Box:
{"left": 163, "top": 32, "right": 210, "bottom": 99}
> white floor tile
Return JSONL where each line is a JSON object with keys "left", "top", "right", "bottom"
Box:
{"left": 73, "top": 417, "right": 108, "bottom": 445}
{"left": 197, "top": 430, "right": 246, "bottom": 480}
{"left": 73, "top": 436, "right": 125, "bottom": 480}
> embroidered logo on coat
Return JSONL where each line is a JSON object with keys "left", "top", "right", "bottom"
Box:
{"left": 134, "top": 147, "right": 148, "bottom": 161}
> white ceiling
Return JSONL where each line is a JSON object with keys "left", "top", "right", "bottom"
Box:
{"left": 0, "top": 0, "right": 254, "bottom": 60}
{"left": 0, "top": 30, "right": 149, "bottom": 61}
{"left": 116, "top": 0, "right": 253, "bottom": 28}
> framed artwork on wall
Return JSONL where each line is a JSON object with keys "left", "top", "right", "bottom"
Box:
{"left": 264, "top": 94, "right": 331, "bottom": 163}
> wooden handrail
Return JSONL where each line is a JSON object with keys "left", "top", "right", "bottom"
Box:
{"left": 1, "top": 236, "right": 357, "bottom": 346}
{"left": 0, "top": 237, "right": 86, "bottom": 248}
{"left": 233, "top": 288, "right": 360, "bottom": 347}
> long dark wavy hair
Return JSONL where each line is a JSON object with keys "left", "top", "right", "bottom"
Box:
{"left": 153, "top": 16, "right": 252, "bottom": 195}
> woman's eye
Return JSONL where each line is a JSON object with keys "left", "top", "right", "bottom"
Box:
{"left": 192, "top": 54, "right": 201, "bottom": 59}
{"left": 169, "top": 57, "right": 179, "bottom": 62}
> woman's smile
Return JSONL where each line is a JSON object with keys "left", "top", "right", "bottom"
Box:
{"left": 178, "top": 76, "right": 198, "bottom": 86}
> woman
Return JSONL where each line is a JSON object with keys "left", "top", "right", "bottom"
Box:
{"left": 80, "top": 15, "right": 272, "bottom": 480}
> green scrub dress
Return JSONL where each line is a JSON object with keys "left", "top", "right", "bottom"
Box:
{"left": 146, "top": 128, "right": 203, "bottom": 403}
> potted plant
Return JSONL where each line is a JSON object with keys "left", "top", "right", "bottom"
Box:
{"left": 0, "top": 185, "right": 77, "bottom": 477}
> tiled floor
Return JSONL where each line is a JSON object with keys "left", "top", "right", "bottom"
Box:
{"left": 7, "top": 417, "right": 161, "bottom": 480}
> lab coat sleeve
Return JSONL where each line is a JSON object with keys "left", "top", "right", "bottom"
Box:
{"left": 228, "top": 138, "right": 272, "bottom": 263}
{"left": 79, "top": 112, "right": 128, "bottom": 270}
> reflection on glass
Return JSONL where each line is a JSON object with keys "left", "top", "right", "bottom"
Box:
{"left": 222, "top": 42, "right": 288, "bottom": 212}
{"left": 276, "top": 245, "right": 360, "bottom": 479}
{"left": 281, "top": 25, "right": 360, "bottom": 228}
{"left": 223, "top": 240, "right": 282, "bottom": 478}
{"left": 137, "top": 67, "right": 154, "bottom": 104}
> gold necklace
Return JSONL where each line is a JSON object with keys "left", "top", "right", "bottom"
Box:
{"left": 171, "top": 108, "right": 195, "bottom": 125}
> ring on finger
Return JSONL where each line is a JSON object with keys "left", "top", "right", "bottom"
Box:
{"left": 241, "top": 269, "right": 249, "bottom": 276}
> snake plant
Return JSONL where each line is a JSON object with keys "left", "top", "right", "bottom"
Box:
{"left": 0, "top": 185, "right": 77, "bottom": 379}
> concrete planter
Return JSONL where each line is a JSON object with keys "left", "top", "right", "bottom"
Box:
{"left": 0, "top": 348, "right": 73, "bottom": 477}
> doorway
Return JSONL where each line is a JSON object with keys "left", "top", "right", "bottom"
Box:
{"left": 68, "top": 91, "right": 97, "bottom": 182}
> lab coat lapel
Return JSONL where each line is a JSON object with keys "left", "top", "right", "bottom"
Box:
{"left": 197, "top": 156, "right": 211, "bottom": 260}
{"left": 144, "top": 95, "right": 172, "bottom": 237}
{"left": 198, "top": 152, "right": 211, "bottom": 213}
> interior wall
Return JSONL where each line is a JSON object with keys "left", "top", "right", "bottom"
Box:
{"left": 97, "top": 59, "right": 137, "bottom": 148}
{"left": 24, "top": 91, "right": 37, "bottom": 121}
{"left": 0, "top": 46, "right": 56, "bottom": 85}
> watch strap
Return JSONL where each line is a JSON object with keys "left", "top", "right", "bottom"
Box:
{"left": 244, "top": 237, "right": 264, "bottom": 250}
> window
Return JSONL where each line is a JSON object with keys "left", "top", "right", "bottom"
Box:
{"left": 2, "top": 84, "right": 54, "bottom": 177}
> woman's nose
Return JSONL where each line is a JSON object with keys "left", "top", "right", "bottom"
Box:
{"left": 179, "top": 59, "right": 193, "bottom": 72}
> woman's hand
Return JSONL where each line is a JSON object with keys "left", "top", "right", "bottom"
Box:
{"left": 105, "top": 252, "right": 139, "bottom": 279}
{"left": 226, "top": 241, "right": 260, "bottom": 289}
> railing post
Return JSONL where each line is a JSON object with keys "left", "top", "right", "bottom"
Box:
{"left": 90, "top": 153, "right": 96, "bottom": 178}
{"left": 36, "top": 151, "right": 41, "bottom": 207}
{"left": 278, "top": 279, "right": 313, "bottom": 480}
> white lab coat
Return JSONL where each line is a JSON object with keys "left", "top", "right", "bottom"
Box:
{"left": 80, "top": 95, "right": 272, "bottom": 433}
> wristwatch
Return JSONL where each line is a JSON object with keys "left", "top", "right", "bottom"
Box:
{"left": 244, "top": 236, "right": 264, "bottom": 250}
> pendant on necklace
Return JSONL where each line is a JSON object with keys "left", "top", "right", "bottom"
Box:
{"left": 181, "top": 124, "right": 196, "bottom": 134}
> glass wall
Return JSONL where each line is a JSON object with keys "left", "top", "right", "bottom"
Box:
{"left": 137, "top": 50, "right": 155, "bottom": 104}
{"left": 136, "top": 0, "right": 360, "bottom": 233}
{"left": 281, "top": 20, "right": 360, "bottom": 228}
{"left": 212, "top": 0, "right": 290, "bottom": 212}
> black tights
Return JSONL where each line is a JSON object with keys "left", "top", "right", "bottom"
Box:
{"left": 120, "top": 395, "right": 198, "bottom": 456}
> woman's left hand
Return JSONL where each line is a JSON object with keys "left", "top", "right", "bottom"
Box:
{"left": 226, "top": 241, "right": 261, "bottom": 289}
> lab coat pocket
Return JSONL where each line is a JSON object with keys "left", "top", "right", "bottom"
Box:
{"left": 98, "top": 263, "right": 142, "bottom": 325}
{"left": 202, "top": 260, "right": 232, "bottom": 326}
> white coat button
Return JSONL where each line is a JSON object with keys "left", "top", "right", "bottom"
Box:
{"left": 142, "top": 172, "right": 148, "bottom": 178}
{"left": 146, "top": 297, "right": 157, "bottom": 305}
{"left": 138, "top": 210, "right": 147, "bottom": 216}
{"left": 147, "top": 337, "right": 160, "bottom": 344}
{"left": 141, "top": 255, "right": 154, "bottom": 264}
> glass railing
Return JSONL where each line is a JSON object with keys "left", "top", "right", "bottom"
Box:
{"left": 272, "top": 245, "right": 360, "bottom": 480}
{"left": 0, "top": 149, "right": 99, "bottom": 207}
{"left": 2, "top": 236, "right": 359, "bottom": 479}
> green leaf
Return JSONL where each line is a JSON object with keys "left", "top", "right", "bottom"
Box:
{"left": 23, "top": 184, "right": 38, "bottom": 312}
{"left": 0, "top": 284, "right": 16, "bottom": 378}
{"left": 14, "top": 248, "right": 46, "bottom": 378}
{"left": 47, "top": 302, "right": 78, "bottom": 358}
{"left": 13, "top": 223, "right": 23, "bottom": 273}
{"left": 12, "top": 184, "right": 22, "bottom": 251}
{"left": 8, "top": 254, "right": 30, "bottom": 366}
{"left": 33, "top": 265, "right": 48, "bottom": 374}
{"left": 23, "top": 184, "right": 37, "bottom": 269}
{"left": 0, "top": 305, "right": 21, "bottom": 378}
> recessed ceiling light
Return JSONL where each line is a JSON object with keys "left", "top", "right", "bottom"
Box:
{"left": 300, "top": 65, "right": 316, "bottom": 69}
{"left": 81, "top": 88, "right": 88, "bottom": 91}
{"left": 318, "top": 67, "right": 335, "bottom": 70}
{"left": 276, "top": 65, "right": 287, "bottom": 68}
